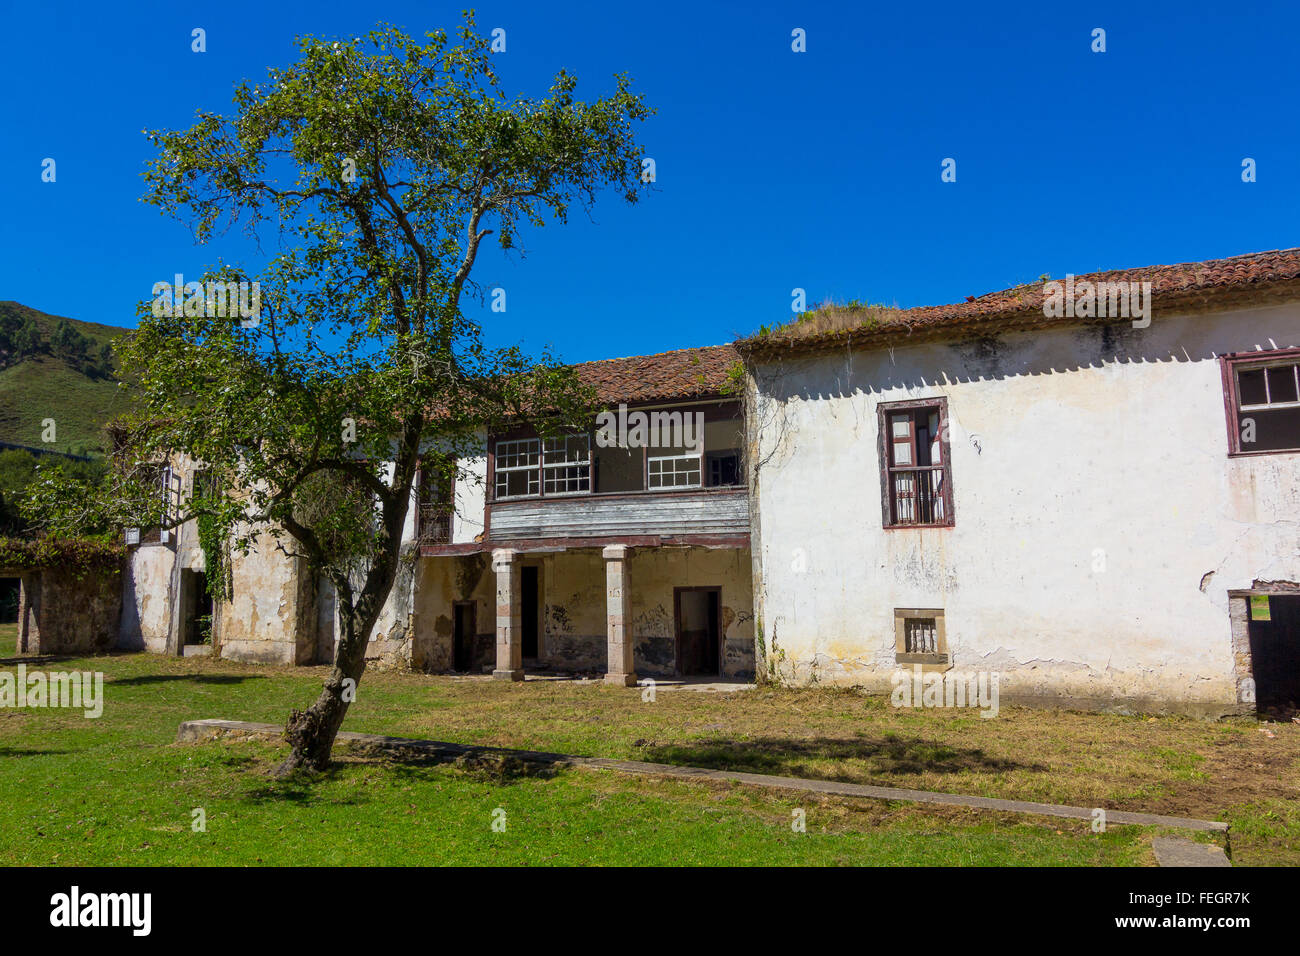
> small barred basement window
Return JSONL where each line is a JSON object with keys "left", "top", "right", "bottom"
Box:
{"left": 904, "top": 617, "right": 938, "bottom": 654}
{"left": 894, "top": 608, "right": 948, "bottom": 665}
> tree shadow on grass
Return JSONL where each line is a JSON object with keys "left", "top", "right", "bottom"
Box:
{"left": 110, "top": 674, "right": 265, "bottom": 686}
{"left": 353, "top": 746, "right": 560, "bottom": 786}
{"left": 239, "top": 746, "right": 560, "bottom": 805}
{"left": 644, "top": 735, "right": 1043, "bottom": 782}
{"left": 241, "top": 767, "right": 371, "bottom": 807}
{"left": 0, "top": 746, "right": 70, "bottom": 757}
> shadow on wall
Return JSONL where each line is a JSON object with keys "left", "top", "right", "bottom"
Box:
{"left": 753, "top": 308, "right": 1300, "bottom": 404}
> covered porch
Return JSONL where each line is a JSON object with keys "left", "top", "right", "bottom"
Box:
{"left": 413, "top": 537, "right": 754, "bottom": 683}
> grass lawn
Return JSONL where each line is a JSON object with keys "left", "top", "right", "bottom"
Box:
{"left": 0, "top": 624, "right": 1293, "bottom": 866}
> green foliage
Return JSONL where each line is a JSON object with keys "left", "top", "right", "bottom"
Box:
{"left": 721, "top": 360, "right": 747, "bottom": 396}
{"left": 0, "top": 449, "right": 105, "bottom": 537}
{"left": 100, "top": 14, "right": 652, "bottom": 618}
{"left": 20, "top": 451, "right": 160, "bottom": 543}
{"left": 0, "top": 536, "right": 122, "bottom": 574}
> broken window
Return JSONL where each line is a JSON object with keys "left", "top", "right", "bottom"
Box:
{"left": 706, "top": 449, "right": 742, "bottom": 487}
{"left": 1225, "top": 352, "right": 1300, "bottom": 454}
{"left": 879, "top": 398, "right": 954, "bottom": 527}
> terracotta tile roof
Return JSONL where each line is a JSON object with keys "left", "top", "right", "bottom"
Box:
{"left": 572, "top": 343, "right": 741, "bottom": 404}
{"left": 738, "top": 247, "right": 1300, "bottom": 358}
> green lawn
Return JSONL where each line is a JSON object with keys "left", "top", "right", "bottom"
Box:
{"left": 1, "top": 624, "right": 1288, "bottom": 866}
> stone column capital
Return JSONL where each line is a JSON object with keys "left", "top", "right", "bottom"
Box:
{"left": 601, "top": 544, "right": 630, "bottom": 562}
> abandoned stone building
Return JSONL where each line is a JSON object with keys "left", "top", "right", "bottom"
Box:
{"left": 117, "top": 346, "right": 756, "bottom": 684}
{"left": 102, "top": 247, "right": 1300, "bottom": 715}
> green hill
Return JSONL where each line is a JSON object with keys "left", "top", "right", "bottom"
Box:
{"left": 0, "top": 302, "right": 134, "bottom": 456}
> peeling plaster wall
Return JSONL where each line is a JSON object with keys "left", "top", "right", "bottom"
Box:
{"left": 360, "top": 544, "right": 419, "bottom": 668}
{"left": 750, "top": 304, "right": 1300, "bottom": 713}
{"left": 618, "top": 547, "right": 754, "bottom": 678}
{"left": 412, "top": 552, "right": 494, "bottom": 672}
{"left": 119, "top": 544, "right": 176, "bottom": 653}
{"left": 217, "top": 531, "right": 315, "bottom": 665}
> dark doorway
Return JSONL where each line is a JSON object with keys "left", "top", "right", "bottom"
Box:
{"left": 675, "top": 587, "right": 721, "bottom": 676}
{"left": 0, "top": 577, "right": 19, "bottom": 624}
{"left": 453, "top": 601, "right": 476, "bottom": 672}
{"left": 521, "top": 566, "right": 539, "bottom": 659}
{"left": 1249, "top": 594, "right": 1300, "bottom": 711}
{"left": 182, "top": 570, "right": 214, "bottom": 646}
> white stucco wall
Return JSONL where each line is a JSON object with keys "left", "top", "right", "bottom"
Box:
{"left": 749, "top": 303, "right": 1300, "bottom": 712}
{"left": 119, "top": 544, "right": 176, "bottom": 653}
{"left": 453, "top": 451, "right": 487, "bottom": 544}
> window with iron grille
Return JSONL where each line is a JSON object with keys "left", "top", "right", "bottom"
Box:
{"left": 417, "top": 457, "right": 455, "bottom": 544}
{"left": 894, "top": 608, "right": 947, "bottom": 664}
{"left": 878, "top": 398, "right": 954, "bottom": 528}
{"left": 1222, "top": 351, "right": 1300, "bottom": 455}
{"left": 904, "top": 617, "right": 938, "bottom": 654}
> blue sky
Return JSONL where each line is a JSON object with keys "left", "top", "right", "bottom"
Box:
{"left": 3, "top": 0, "right": 1297, "bottom": 363}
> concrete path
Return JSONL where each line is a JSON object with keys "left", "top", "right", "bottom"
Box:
{"left": 177, "top": 718, "right": 1230, "bottom": 837}
{"left": 1152, "top": 837, "right": 1232, "bottom": 867}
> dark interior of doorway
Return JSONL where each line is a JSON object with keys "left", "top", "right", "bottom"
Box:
{"left": 521, "top": 565, "right": 539, "bottom": 659}
{"left": 182, "top": 570, "right": 214, "bottom": 646}
{"left": 453, "top": 601, "right": 476, "bottom": 672}
{"left": 1249, "top": 594, "right": 1300, "bottom": 712}
{"left": 676, "top": 587, "right": 720, "bottom": 677}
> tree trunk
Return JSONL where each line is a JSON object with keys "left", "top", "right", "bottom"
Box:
{"left": 273, "top": 603, "right": 380, "bottom": 776}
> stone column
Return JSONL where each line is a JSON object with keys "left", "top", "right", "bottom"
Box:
{"left": 603, "top": 545, "right": 636, "bottom": 686}
{"left": 492, "top": 548, "right": 524, "bottom": 681}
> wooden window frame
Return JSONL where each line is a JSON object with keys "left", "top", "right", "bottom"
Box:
{"left": 1221, "top": 347, "right": 1300, "bottom": 457}
{"left": 877, "top": 397, "right": 955, "bottom": 529}
{"left": 416, "top": 456, "right": 456, "bottom": 544}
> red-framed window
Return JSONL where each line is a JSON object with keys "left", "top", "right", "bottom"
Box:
{"left": 877, "top": 397, "right": 954, "bottom": 528}
{"left": 1221, "top": 349, "right": 1300, "bottom": 456}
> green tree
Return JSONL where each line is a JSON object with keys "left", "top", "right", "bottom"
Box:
{"left": 27, "top": 17, "right": 651, "bottom": 775}
{"left": 13, "top": 318, "right": 42, "bottom": 359}
{"left": 51, "top": 319, "right": 90, "bottom": 367}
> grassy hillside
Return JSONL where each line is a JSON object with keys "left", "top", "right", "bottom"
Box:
{"left": 0, "top": 301, "right": 133, "bottom": 455}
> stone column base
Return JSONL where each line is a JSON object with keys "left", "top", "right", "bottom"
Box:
{"left": 604, "top": 672, "right": 637, "bottom": 687}
{"left": 493, "top": 668, "right": 525, "bottom": 682}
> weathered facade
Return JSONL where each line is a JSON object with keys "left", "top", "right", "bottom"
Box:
{"left": 741, "top": 249, "right": 1300, "bottom": 715}
{"left": 415, "top": 346, "right": 756, "bottom": 682}
{"left": 114, "top": 248, "right": 1300, "bottom": 714}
